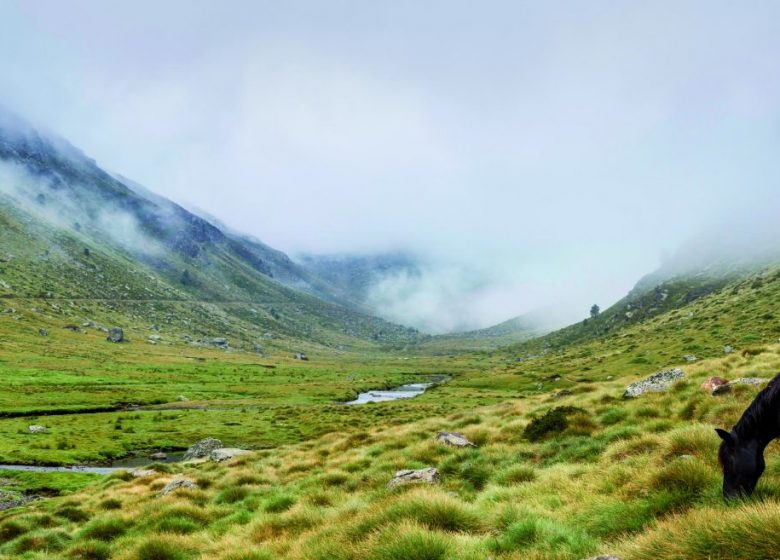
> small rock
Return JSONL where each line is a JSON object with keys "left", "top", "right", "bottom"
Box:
{"left": 731, "top": 377, "right": 770, "bottom": 386}
{"left": 435, "top": 432, "right": 476, "bottom": 448}
{"left": 684, "top": 355, "right": 698, "bottom": 362}
{"left": 623, "top": 368, "right": 684, "bottom": 398}
{"left": 209, "top": 448, "right": 252, "bottom": 462}
{"left": 106, "top": 327, "right": 124, "bottom": 343}
{"left": 387, "top": 467, "right": 440, "bottom": 489}
{"left": 176, "top": 395, "right": 187, "bottom": 402}
{"left": 552, "top": 389, "right": 573, "bottom": 399}
{"left": 293, "top": 352, "right": 308, "bottom": 361}
{"left": 208, "top": 337, "right": 229, "bottom": 348}
{"left": 183, "top": 437, "right": 223, "bottom": 460}
{"left": 701, "top": 377, "right": 729, "bottom": 394}
{"left": 150, "top": 452, "right": 167, "bottom": 460}
{"left": 38, "top": 328, "right": 48, "bottom": 337}
{"left": 157, "top": 478, "right": 198, "bottom": 497}
{"left": 724, "top": 345, "right": 734, "bottom": 354}
{"left": 129, "top": 468, "right": 158, "bottom": 478}
{"left": 27, "top": 425, "right": 46, "bottom": 434}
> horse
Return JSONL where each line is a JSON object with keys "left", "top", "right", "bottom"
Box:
{"left": 715, "top": 372, "right": 780, "bottom": 499}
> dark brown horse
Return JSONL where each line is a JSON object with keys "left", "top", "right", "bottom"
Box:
{"left": 716, "top": 372, "right": 780, "bottom": 499}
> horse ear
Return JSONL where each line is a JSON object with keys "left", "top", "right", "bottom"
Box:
{"left": 715, "top": 428, "right": 735, "bottom": 445}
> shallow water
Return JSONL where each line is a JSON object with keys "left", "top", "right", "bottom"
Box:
{"left": 344, "top": 381, "right": 435, "bottom": 404}
{"left": 0, "top": 451, "right": 185, "bottom": 474}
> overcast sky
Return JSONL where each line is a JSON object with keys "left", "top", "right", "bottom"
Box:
{"left": 2, "top": 1, "right": 780, "bottom": 332}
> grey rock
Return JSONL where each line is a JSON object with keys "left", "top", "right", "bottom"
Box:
{"left": 684, "top": 355, "right": 698, "bottom": 362}
{"left": 210, "top": 448, "right": 252, "bottom": 462}
{"left": 157, "top": 478, "right": 198, "bottom": 497}
{"left": 27, "top": 425, "right": 46, "bottom": 434}
{"left": 38, "top": 328, "right": 48, "bottom": 337}
{"left": 106, "top": 327, "right": 124, "bottom": 343}
{"left": 435, "top": 432, "right": 476, "bottom": 448}
{"left": 176, "top": 395, "right": 187, "bottom": 401}
{"left": 129, "top": 468, "right": 158, "bottom": 478}
{"left": 623, "top": 368, "right": 684, "bottom": 398}
{"left": 724, "top": 345, "right": 734, "bottom": 354}
{"left": 713, "top": 377, "right": 770, "bottom": 395}
{"left": 294, "top": 352, "right": 308, "bottom": 361}
{"left": 183, "top": 437, "right": 223, "bottom": 460}
{"left": 387, "top": 467, "right": 440, "bottom": 489}
{"left": 208, "top": 337, "right": 229, "bottom": 348}
{"left": 150, "top": 452, "right": 167, "bottom": 460}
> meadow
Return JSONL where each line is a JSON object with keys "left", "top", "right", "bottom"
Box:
{"left": 0, "top": 266, "right": 779, "bottom": 559}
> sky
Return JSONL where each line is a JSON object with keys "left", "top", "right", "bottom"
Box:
{"left": 1, "top": 1, "right": 780, "bottom": 332}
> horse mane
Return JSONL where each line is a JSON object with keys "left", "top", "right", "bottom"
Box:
{"left": 730, "top": 371, "right": 780, "bottom": 442}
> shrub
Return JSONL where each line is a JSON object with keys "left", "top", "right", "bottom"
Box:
{"left": 0, "top": 519, "right": 30, "bottom": 543}
{"left": 7, "top": 528, "right": 71, "bottom": 554}
{"left": 99, "top": 498, "right": 122, "bottom": 510}
{"left": 214, "top": 486, "right": 250, "bottom": 504}
{"left": 136, "top": 536, "right": 192, "bottom": 560}
{"left": 386, "top": 494, "right": 484, "bottom": 533}
{"left": 78, "top": 516, "right": 128, "bottom": 542}
{"left": 264, "top": 495, "right": 295, "bottom": 513}
{"left": 57, "top": 506, "right": 91, "bottom": 522}
{"left": 600, "top": 407, "right": 628, "bottom": 426}
{"left": 524, "top": 407, "right": 585, "bottom": 442}
{"left": 496, "top": 464, "right": 536, "bottom": 485}
{"left": 367, "top": 524, "right": 451, "bottom": 560}
{"left": 67, "top": 539, "right": 111, "bottom": 560}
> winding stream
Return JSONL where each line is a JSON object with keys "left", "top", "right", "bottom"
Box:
{"left": 0, "top": 376, "right": 450, "bottom": 473}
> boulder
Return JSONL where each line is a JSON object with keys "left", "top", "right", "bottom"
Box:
{"left": 209, "top": 448, "right": 252, "bottom": 462}
{"left": 157, "top": 478, "right": 198, "bottom": 497}
{"left": 387, "top": 467, "right": 440, "bottom": 489}
{"left": 724, "top": 345, "right": 734, "bottom": 354}
{"left": 27, "top": 425, "right": 46, "bottom": 434}
{"left": 150, "top": 452, "right": 167, "bottom": 460}
{"left": 38, "top": 328, "right": 48, "bottom": 337}
{"left": 623, "top": 368, "right": 684, "bottom": 398}
{"left": 713, "top": 377, "right": 770, "bottom": 395}
{"left": 176, "top": 395, "right": 187, "bottom": 402}
{"left": 106, "top": 327, "right": 124, "bottom": 343}
{"left": 129, "top": 468, "right": 157, "bottom": 478}
{"left": 435, "top": 432, "right": 476, "bottom": 448}
{"left": 183, "top": 437, "right": 223, "bottom": 460}
{"left": 294, "top": 352, "right": 308, "bottom": 361}
{"left": 208, "top": 338, "right": 228, "bottom": 349}
{"left": 684, "top": 355, "right": 698, "bottom": 362}
{"left": 701, "top": 377, "right": 729, "bottom": 394}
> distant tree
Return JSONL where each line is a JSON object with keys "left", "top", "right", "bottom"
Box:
{"left": 590, "top": 304, "right": 600, "bottom": 319}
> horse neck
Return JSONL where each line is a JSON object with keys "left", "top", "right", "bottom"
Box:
{"left": 735, "top": 404, "right": 780, "bottom": 450}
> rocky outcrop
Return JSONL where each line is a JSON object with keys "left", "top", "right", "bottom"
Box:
{"left": 387, "top": 467, "right": 440, "bottom": 489}
{"left": 209, "top": 448, "right": 252, "bottom": 462}
{"left": 712, "top": 377, "right": 770, "bottom": 395}
{"left": 106, "top": 327, "right": 124, "bottom": 343}
{"left": 435, "top": 432, "right": 476, "bottom": 448}
{"left": 623, "top": 368, "right": 684, "bottom": 398}
{"left": 27, "top": 425, "right": 46, "bottom": 434}
{"left": 157, "top": 478, "right": 198, "bottom": 497}
{"left": 183, "top": 437, "right": 223, "bottom": 460}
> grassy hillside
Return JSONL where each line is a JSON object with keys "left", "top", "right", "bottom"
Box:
{"left": 0, "top": 111, "right": 421, "bottom": 351}
{"left": 1, "top": 258, "right": 779, "bottom": 558}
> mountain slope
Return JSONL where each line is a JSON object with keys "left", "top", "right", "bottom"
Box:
{"left": 0, "top": 110, "right": 420, "bottom": 351}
